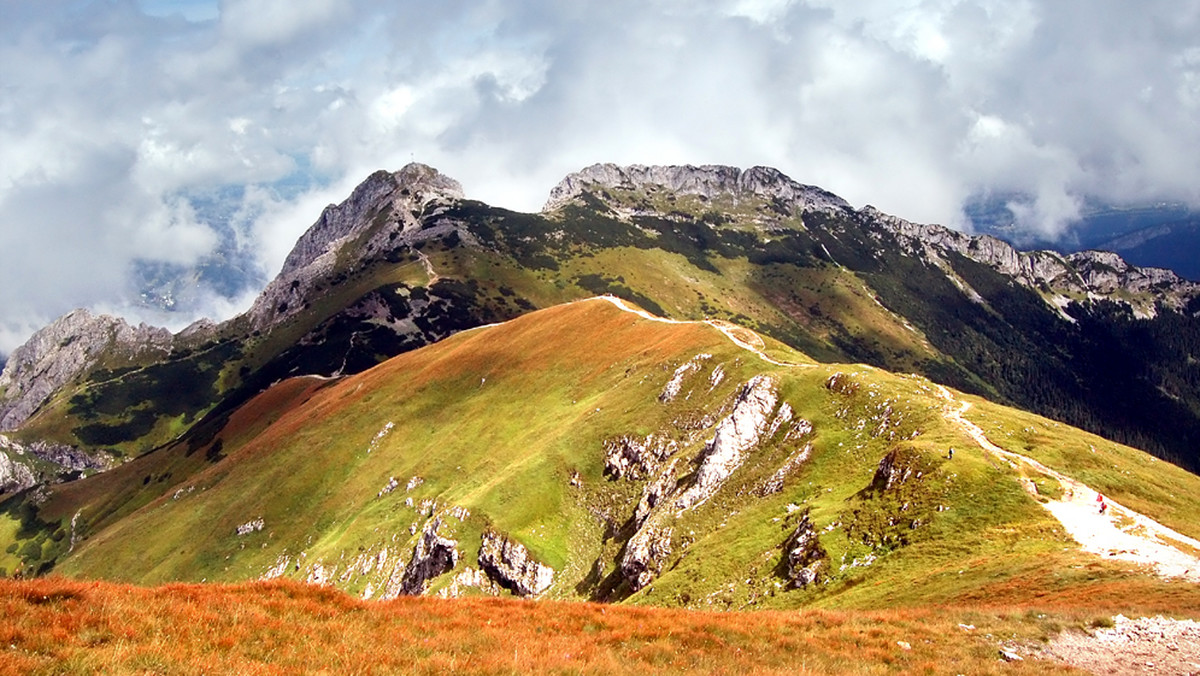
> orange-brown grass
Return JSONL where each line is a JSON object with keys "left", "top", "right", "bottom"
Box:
{"left": 0, "top": 577, "right": 1105, "bottom": 675}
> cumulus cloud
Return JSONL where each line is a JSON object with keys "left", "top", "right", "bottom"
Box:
{"left": 2, "top": 0, "right": 1200, "bottom": 353}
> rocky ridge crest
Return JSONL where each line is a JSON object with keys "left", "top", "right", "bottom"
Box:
{"left": 543, "top": 163, "right": 851, "bottom": 213}
{"left": 862, "top": 206, "right": 1200, "bottom": 319}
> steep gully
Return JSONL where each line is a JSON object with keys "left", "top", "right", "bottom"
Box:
{"left": 936, "top": 385, "right": 1200, "bottom": 583}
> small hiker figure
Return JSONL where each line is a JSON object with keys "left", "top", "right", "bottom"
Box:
{"left": 1099, "top": 500, "right": 1108, "bottom": 515}
{"left": 947, "top": 447, "right": 954, "bottom": 459}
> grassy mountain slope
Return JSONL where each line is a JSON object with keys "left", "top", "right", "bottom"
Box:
{"left": 5, "top": 299, "right": 1198, "bottom": 617}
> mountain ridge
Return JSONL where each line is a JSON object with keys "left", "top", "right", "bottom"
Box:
{"left": 3, "top": 161, "right": 1200, "bottom": 484}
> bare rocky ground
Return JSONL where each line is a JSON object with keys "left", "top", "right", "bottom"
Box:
{"left": 1038, "top": 615, "right": 1200, "bottom": 675}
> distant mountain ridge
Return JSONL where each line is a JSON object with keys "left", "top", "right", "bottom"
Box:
{"left": 3, "top": 162, "right": 1200, "bottom": 491}
{"left": 967, "top": 197, "right": 1200, "bottom": 281}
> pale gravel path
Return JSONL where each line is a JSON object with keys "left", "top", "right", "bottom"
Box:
{"left": 596, "top": 295, "right": 811, "bottom": 368}
{"left": 936, "top": 386, "right": 1200, "bottom": 584}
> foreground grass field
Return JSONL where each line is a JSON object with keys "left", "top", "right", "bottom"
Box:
{"left": 4, "top": 576, "right": 1200, "bottom": 674}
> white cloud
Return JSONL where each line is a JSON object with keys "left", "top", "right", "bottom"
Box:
{"left": 3, "top": 0, "right": 1200, "bottom": 354}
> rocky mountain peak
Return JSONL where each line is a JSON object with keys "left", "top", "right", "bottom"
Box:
{"left": 279, "top": 163, "right": 463, "bottom": 277}
{"left": 248, "top": 163, "right": 464, "bottom": 331}
{"left": 542, "top": 163, "right": 851, "bottom": 213}
{"left": 0, "top": 309, "right": 173, "bottom": 431}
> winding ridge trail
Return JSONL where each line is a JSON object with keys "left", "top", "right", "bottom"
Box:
{"left": 936, "top": 386, "right": 1200, "bottom": 583}
{"left": 596, "top": 295, "right": 811, "bottom": 368}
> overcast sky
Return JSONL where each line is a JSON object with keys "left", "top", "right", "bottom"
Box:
{"left": 3, "top": 0, "right": 1200, "bottom": 353}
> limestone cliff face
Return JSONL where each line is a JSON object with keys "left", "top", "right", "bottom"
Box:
{"left": 783, "top": 511, "right": 827, "bottom": 588}
{"left": 619, "top": 375, "right": 785, "bottom": 592}
{"left": 400, "top": 517, "right": 459, "bottom": 595}
{"left": 543, "top": 163, "right": 850, "bottom": 213}
{"left": 675, "top": 375, "right": 779, "bottom": 511}
{"left": 0, "top": 309, "right": 172, "bottom": 431}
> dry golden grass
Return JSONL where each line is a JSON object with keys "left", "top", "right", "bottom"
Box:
{"left": 11, "top": 576, "right": 1193, "bottom": 674}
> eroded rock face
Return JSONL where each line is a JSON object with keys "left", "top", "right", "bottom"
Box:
{"left": 615, "top": 376, "right": 785, "bottom": 592}
{"left": 863, "top": 205, "right": 1200, "bottom": 318}
{"left": 675, "top": 375, "right": 779, "bottom": 510}
{"left": 783, "top": 511, "right": 827, "bottom": 588}
{"left": 604, "top": 434, "right": 678, "bottom": 480}
{"left": 620, "top": 523, "right": 674, "bottom": 592}
{"left": 0, "top": 309, "right": 173, "bottom": 431}
{"left": 26, "top": 440, "right": 112, "bottom": 473}
{"left": 633, "top": 459, "right": 680, "bottom": 527}
{"left": 400, "top": 517, "right": 459, "bottom": 595}
{"left": 0, "top": 446, "right": 37, "bottom": 494}
{"left": 659, "top": 354, "right": 711, "bottom": 403}
{"left": 477, "top": 531, "right": 554, "bottom": 597}
{"left": 544, "top": 163, "right": 850, "bottom": 213}
{"left": 758, "top": 441, "right": 813, "bottom": 497}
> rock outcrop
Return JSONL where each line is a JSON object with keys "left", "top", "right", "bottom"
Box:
{"left": 400, "top": 517, "right": 459, "bottom": 595}
{"left": 618, "top": 375, "right": 784, "bottom": 592}
{"left": 24, "top": 440, "right": 112, "bottom": 473}
{"left": 0, "top": 434, "right": 111, "bottom": 493}
{"left": 477, "top": 531, "right": 554, "bottom": 597}
{"left": 544, "top": 163, "right": 850, "bottom": 214}
{"left": 675, "top": 375, "right": 779, "bottom": 510}
{"left": 620, "top": 524, "right": 674, "bottom": 592}
{"left": 0, "top": 445, "right": 37, "bottom": 494}
{"left": 659, "top": 354, "right": 712, "bottom": 403}
{"left": 632, "top": 458, "right": 681, "bottom": 527}
{"left": 783, "top": 511, "right": 827, "bottom": 588}
{"left": 0, "top": 310, "right": 173, "bottom": 431}
{"left": 871, "top": 448, "right": 928, "bottom": 492}
{"left": 604, "top": 434, "right": 678, "bottom": 480}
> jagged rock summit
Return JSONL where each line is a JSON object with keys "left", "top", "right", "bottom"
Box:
{"left": 543, "top": 163, "right": 851, "bottom": 213}
{"left": 0, "top": 163, "right": 463, "bottom": 435}
{"left": 248, "top": 163, "right": 464, "bottom": 331}
{"left": 280, "top": 163, "right": 463, "bottom": 276}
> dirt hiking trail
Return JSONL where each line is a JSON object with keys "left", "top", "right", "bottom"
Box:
{"left": 597, "top": 296, "right": 811, "bottom": 368}
{"left": 936, "top": 386, "right": 1200, "bottom": 584}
